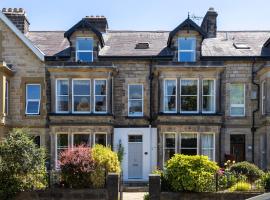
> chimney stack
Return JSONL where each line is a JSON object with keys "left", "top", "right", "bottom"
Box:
{"left": 84, "top": 15, "right": 108, "bottom": 33}
{"left": 201, "top": 7, "right": 218, "bottom": 38}
{"left": 2, "top": 8, "right": 30, "bottom": 34}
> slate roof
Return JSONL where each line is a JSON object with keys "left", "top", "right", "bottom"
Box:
{"left": 25, "top": 30, "right": 270, "bottom": 58}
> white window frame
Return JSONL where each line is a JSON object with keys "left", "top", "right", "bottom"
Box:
{"left": 5, "top": 80, "right": 8, "bottom": 115}
{"left": 230, "top": 83, "right": 245, "bottom": 117}
{"left": 128, "top": 84, "right": 144, "bottom": 117}
{"left": 262, "top": 80, "right": 266, "bottom": 115}
{"left": 25, "top": 83, "right": 41, "bottom": 115}
{"left": 179, "top": 132, "right": 199, "bottom": 155}
{"left": 178, "top": 37, "right": 196, "bottom": 62}
{"left": 94, "top": 132, "right": 107, "bottom": 146}
{"left": 94, "top": 79, "right": 107, "bottom": 114}
{"left": 76, "top": 37, "right": 94, "bottom": 62}
{"left": 55, "top": 133, "right": 69, "bottom": 168}
{"left": 202, "top": 79, "right": 216, "bottom": 114}
{"left": 163, "top": 132, "right": 177, "bottom": 165}
{"left": 71, "top": 133, "right": 91, "bottom": 148}
{"left": 201, "top": 133, "right": 215, "bottom": 161}
{"left": 180, "top": 79, "right": 199, "bottom": 114}
{"left": 163, "top": 79, "right": 177, "bottom": 113}
{"left": 72, "top": 79, "right": 91, "bottom": 114}
{"left": 56, "top": 79, "right": 69, "bottom": 113}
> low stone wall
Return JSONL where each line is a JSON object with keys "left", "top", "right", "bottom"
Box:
{"left": 15, "top": 173, "right": 119, "bottom": 200}
{"left": 149, "top": 174, "right": 263, "bottom": 200}
{"left": 16, "top": 189, "right": 108, "bottom": 200}
{"left": 160, "top": 192, "right": 263, "bottom": 200}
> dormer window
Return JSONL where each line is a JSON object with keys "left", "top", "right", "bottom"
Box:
{"left": 76, "top": 37, "right": 93, "bottom": 62}
{"left": 178, "top": 37, "right": 196, "bottom": 62}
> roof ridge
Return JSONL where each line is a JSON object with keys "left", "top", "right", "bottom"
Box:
{"left": 218, "top": 30, "right": 270, "bottom": 32}
{"left": 107, "top": 30, "right": 170, "bottom": 33}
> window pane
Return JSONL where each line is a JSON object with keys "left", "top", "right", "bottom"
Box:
{"left": 57, "top": 96, "right": 69, "bottom": 112}
{"left": 129, "top": 135, "right": 143, "bottom": 143}
{"left": 203, "top": 80, "right": 214, "bottom": 95}
{"left": 181, "top": 96, "right": 197, "bottom": 111}
{"left": 73, "top": 134, "right": 90, "bottom": 147}
{"left": 181, "top": 134, "right": 197, "bottom": 148}
{"left": 27, "top": 101, "right": 39, "bottom": 114}
{"left": 164, "top": 149, "right": 175, "bottom": 162}
{"left": 129, "top": 85, "right": 143, "bottom": 99}
{"left": 95, "top": 80, "right": 106, "bottom": 95}
{"left": 230, "top": 84, "right": 244, "bottom": 104}
{"left": 73, "top": 96, "right": 90, "bottom": 112}
{"left": 203, "top": 96, "right": 215, "bottom": 112}
{"left": 181, "top": 80, "right": 197, "bottom": 95}
{"left": 57, "top": 134, "right": 68, "bottom": 147}
{"left": 95, "top": 134, "right": 107, "bottom": 146}
{"left": 179, "top": 38, "right": 196, "bottom": 50}
{"left": 231, "top": 107, "right": 244, "bottom": 116}
{"left": 77, "top": 52, "right": 93, "bottom": 62}
{"left": 129, "top": 100, "right": 143, "bottom": 115}
{"left": 165, "top": 134, "right": 175, "bottom": 148}
{"left": 5, "top": 81, "right": 8, "bottom": 114}
{"left": 179, "top": 52, "right": 195, "bottom": 62}
{"left": 27, "top": 85, "right": 40, "bottom": 99}
{"left": 181, "top": 149, "right": 197, "bottom": 155}
{"left": 202, "top": 149, "right": 214, "bottom": 160}
{"left": 165, "top": 96, "right": 176, "bottom": 112}
{"left": 201, "top": 134, "right": 214, "bottom": 149}
{"left": 95, "top": 96, "right": 106, "bottom": 112}
{"left": 73, "top": 80, "right": 90, "bottom": 95}
{"left": 77, "top": 38, "right": 93, "bottom": 51}
{"left": 57, "top": 80, "right": 68, "bottom": 96}
{"left": 165, "top": 80, "right": 176, "bottom": 96}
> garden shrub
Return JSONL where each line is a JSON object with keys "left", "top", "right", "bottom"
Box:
{"left": 165, "top": 154, "right": 219, "bottom": 192}
{"left": 59, "top": 146, "right": 95, "bottom": 188}
{"left": 230, "top": 161, "right": 264, "bottom": 182}
{"left": 229, "top": 181, "right": 251, "bottom": 192}
{"left": 0, "top": 129, "right": 47, "bottom": 200}
{"left": 143, "top": 193, "right": 149, "bottom": 200}
{"left": 91, "top": 145, "right": 121, "bottom": 188}
{"left": 217, "top": 170, "right": 247, "bottom": 190}
{"left": 260, "top": 172, "right": 270, "bottom": 190}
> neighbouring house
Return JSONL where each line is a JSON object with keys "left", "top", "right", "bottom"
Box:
{"left": 1, "top": 7, "right": 270, "bottom": 182}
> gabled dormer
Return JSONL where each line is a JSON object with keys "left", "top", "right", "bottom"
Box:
{"left": 64, "top": 16, "right": 108, "bottom": 62}
{"left": 167, "top": 8, "right": 218, "bottom": 63}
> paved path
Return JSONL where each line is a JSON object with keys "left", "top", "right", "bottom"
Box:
{"left": 123, "top": 192, "right": 147, "bottom": 200}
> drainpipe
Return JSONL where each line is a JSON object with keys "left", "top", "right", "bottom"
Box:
{"left": 251, "top": 59, "right": 260, "bottom": 163}
{"left": 149, "top": 57, "right": 154, "bottom": 171}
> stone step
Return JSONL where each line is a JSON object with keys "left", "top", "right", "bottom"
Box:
{"left": 122, "top": 186, "right": 148, "bottom": 192}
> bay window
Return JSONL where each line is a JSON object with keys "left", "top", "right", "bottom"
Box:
{"left": 72, "top": 79, "right": 91, "bottom": 113}
{"left": 163, "top": 133, "right": 215, "bottom": 164}
{"left": 180, "top": 79, "right": 198, "bottom": 113}
{"left": 164, "top": 79, "right": 177, "bottom": 113}
{"left": 56, "top": 79, "right": 69, "bottom": 113}
{"left": 76, "top": 37, "right": 93, "bottom": 62}
{"left": 128, "top": 84, "right": 143, "bottom": 116}
{"left": 178, "top": 37, "right": 196, "bottom": 62}
{"left": 163, "top": 133, "right": 176, "bottom": 163}
{"left": 94, "top": 80, "right": 107, "bottom": 113}
{"left": 25, "top": 84, "right": 41, "bottom": 115}
{"left": 202, "top": 80, "right": 215, "bottom": 113}
{"left": 230, "top": 83, "right": 245, "bottom": 116}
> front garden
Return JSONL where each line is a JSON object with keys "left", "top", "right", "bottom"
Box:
{"left": 0, "top": 129, "right": 120, "bottom": 200}
{"left": 146, "top": 154, "right": 270, "bottom": 200}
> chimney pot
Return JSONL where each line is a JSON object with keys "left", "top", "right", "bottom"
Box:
{"left": 83, "top": 15, "right": 108, "bottom": 33}
{"left": 8, "top": 8, "right": 12, "bottom": 12}
{"left": 201, "top": 7, "right": 218, "bottom": 38}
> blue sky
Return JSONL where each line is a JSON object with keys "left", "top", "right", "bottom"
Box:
{"left": 0, "top": 0, "right": 269, "bottom": 31}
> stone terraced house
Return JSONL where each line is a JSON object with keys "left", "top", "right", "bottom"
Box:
{"left": 1, "top": 7, "right": 270, "bottom": 182}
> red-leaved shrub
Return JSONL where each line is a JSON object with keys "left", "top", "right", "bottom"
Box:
{"left": 59, "top": 145, "right": 96, "bottom": 188}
